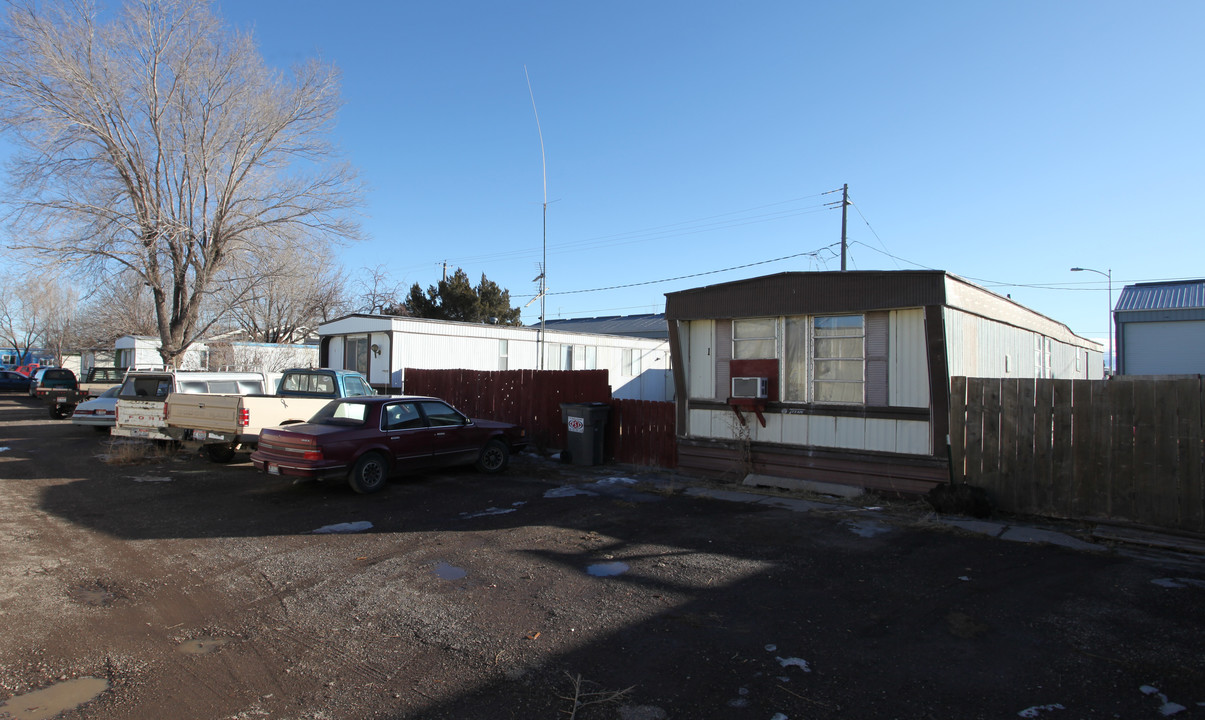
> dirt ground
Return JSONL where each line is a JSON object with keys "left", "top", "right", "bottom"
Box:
{"left": 1, "top": 394, "right": 1204, "bottom": 720}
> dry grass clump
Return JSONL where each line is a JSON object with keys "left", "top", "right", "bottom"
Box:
{"left": 100, "top": 439, "right": 179, "bottom": 465}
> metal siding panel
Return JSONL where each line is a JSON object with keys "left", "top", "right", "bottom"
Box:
{"left": 756, "top": 412, "right": 784, "bottom": 444}
{"left": 688, "top": 320, "right": 716, "bottom": 399}
{"left": 864, "top": 418, "right": 899, "bottom": 453}
{"left": 896, "top": 420, "right": 932, "bottom": 454}
{"left": 810, "top": 414, "right": 838, "bottom": 446}
{"left": 1124, "top": 321, "right": 1205, "bottom": 375}
{"left": 834, "top": 416, "right": 866, "bottom": 449}
{"left": 890, "top": 309, "right": 929, "bottom": 407}
{"left": 782, "top": 413, "right": 809, "bottom": 444}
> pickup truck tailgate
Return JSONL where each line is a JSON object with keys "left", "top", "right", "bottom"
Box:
{"left": 165, "top": 393, "right": 244, "bottom": 435}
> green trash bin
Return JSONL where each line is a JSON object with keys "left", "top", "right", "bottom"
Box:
{"left": 560, "top": 401, "right": 611, "bottom": 466}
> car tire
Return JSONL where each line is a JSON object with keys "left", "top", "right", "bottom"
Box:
{"left": 475, "top": 439, "right": 510, "bottom": 474}
{"left": 349, "top": 452, "right": 389, "bottom": 494}
{"left": 204, "top": 444, "right": 236, "bottom": 463}
{"left": 49, "top": 404, "right": 74, "bottom": 420}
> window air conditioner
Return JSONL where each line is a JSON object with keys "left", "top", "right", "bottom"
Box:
{"left": 731, "top": 376, "right": 769, "bottom": 399}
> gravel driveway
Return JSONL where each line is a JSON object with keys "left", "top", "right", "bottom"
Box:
{"left": 1, "top": 395, "right": 1203, "bottom": 719}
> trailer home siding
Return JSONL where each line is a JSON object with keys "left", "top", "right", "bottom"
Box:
{"left": 666, "top": 271, "right": 1100, "bottom": 495}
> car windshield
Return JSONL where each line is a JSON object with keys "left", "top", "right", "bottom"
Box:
{"left": 309, "top": 400, "right": 370, "bottom": 426}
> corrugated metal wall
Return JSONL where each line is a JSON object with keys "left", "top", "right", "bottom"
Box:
{"left": 943, "top": 308, "right": 1098, "bottom": 380}
{"left": 889, "top": 308, "right": 929, "bottom": 407}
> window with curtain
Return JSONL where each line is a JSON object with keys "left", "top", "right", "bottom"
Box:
{"left": 733, "top": 318, "right": 776, "bottom": 359}
{"left": 812, "top": 315, "right": 864, "bottom": 403}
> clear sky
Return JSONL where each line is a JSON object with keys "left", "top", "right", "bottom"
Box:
{"left": 185, "top": 2, "right": 1205, "bottom": 350}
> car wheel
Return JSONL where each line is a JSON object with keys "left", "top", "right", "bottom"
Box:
{"left": 203, "top": 444, "right": 236, "bottom": 463}
{"left": 349, "top": 452, "right": 389, "bottom": 494}
{"left": 475, "top": 439, "right": 510, "bottom": 474}
{"left": 49, "top": 404, "right": 73, "bottom": 419}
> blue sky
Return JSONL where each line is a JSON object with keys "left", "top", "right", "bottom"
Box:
{"left": 220, "top": 1, "right": 1202, "bottom": 348}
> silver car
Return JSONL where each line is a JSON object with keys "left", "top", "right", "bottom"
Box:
{"left": 70, "top": 385, "right": 120, "bottom": 432}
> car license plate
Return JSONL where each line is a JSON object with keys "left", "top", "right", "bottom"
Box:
{"left": 267, "top": 463, "right": 280, "bottom": 475}
{"left": 194, "top": 430, "right": 208, "bottom": 441}
{"left": 56, "top": 397, "right": 67, "bottom": 404}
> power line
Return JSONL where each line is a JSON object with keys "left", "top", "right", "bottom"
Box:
{"left": 522, "top": 242, "right": 842, "bottom": 297}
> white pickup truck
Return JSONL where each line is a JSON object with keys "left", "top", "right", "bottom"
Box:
{"left": 112, "top": 370, "right": 279, "bottom": 442}
{"left": 163, "top": 368, "right": 375, "bottom": 462}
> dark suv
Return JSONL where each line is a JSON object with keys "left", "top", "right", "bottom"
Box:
{"left": 30, "top": 368, "right": 81, "bottom": 418}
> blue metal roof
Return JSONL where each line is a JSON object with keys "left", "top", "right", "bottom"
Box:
{"left": 1115, "top": 280, "right": 1205, "bottom": 312}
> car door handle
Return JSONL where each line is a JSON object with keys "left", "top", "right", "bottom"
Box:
{"left": 435, "top": 432, "right": 446, "bottom": 437}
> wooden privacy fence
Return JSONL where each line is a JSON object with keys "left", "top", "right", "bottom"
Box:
{"left": 606, "top": 398, "right": 678, "bottom": 468}
{"left": 402, "top": 368, "right": 678, "bottom": 468}
{"left": 950, "top": 376, "right": 1205, "bottom": 534}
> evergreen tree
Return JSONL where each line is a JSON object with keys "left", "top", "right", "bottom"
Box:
{"left": 405, "top": 269, "right": 522, "bottom": 325}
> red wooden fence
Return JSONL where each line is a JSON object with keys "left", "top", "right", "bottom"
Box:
{"left": 403, "top": 368, "right": 677, "bottom": 468}
{"left": 606, "top": 398, "right": 678, "bottom": 468}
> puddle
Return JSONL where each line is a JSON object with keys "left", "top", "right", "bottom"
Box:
{"left": 844, "top": 519, "right": 891, "bottom": 538}
{"left": 586, "top": 561, "right": 630, "bottom": 577}
{"left": 432, "top": 562, "right": 467, "bottom": 580}
{"left": 0, "top": 677, "right": 108, "bottom": 719}
{"left": 67, "top": 582, "right": 117, "bottom": 607}
{"left": 312, "top": 521, "right": 373, "bottom": 534}
{"left": 177, "top": 636, "right": 233, "bottom": 655}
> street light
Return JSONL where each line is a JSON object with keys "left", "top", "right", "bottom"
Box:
{"left": 1071, "top": 266, "right": 1113, "bottom": 373}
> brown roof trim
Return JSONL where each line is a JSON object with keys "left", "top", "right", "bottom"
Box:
{"left": 665, "top": 270, "right": 949, "bottom": 320}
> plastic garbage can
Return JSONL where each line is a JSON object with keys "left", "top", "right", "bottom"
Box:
{"left": 559, "top": 401, "right": 611, "bottom": 466}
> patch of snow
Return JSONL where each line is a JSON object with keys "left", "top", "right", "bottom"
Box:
{"left": 726, "top": 698, "right": 749, "bottom": 708}
{"left": 130, "top": 476, "right": 173, "bottom": 483}
{"left": 764, "top": 643, "right": 777, "bottom": 652}
{"left": 1160, "top": 702, "right": 1187, "bottom": 716}
{"left": 1017, "top": 704, "right": 1065, "bottom": 717}
{"left": 460, "top": 507, "right": 518, "bottom": 519}
{"left": 0, "top": 446, "right": 9, "bottom": 452}
{"left": 1152, "top": 578, "right": 1185, "bottom": 588}
{"left": 311, "top": 521, "right": 373, "bottom": 534}
{"left": 770, "top": 714, "right": 789, "bottom": 720}
{"left": 776, "top": 657, "right": 810, "bottom": 672}
{"left": 544, "top": 486, "right": 597, "bottom": 499}
{"left": 959, "top": 576, "right": 971, "bottom": 581}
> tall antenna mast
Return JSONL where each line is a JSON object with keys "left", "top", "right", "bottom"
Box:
{"left": 525, "top": 65, "right": 548, "bottom": 369}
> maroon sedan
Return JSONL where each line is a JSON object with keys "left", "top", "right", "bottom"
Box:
{"left": 249, "top": 396, "right": 527, "bottom": 494}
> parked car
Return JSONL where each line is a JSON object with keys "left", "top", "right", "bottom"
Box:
{"left": 30, "top": 368, "right": 81, "bottom": 418}
{"left": 70, "top": 385, "right": 121, "bottom": 432}
{"left": 0, "top": 369, "right": 30, "bottom": 393}
{"left": 249, "top": 396, "right": 528, "bottom": 494}
{"left": 14, "top": 363, "right": 40, "bottom": 377}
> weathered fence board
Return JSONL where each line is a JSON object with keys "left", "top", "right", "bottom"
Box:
{"left": 403, "top": 368, "right": 677, "bottom": 469}
{"left": 951, "top": 376, "right": 1205, "bottom": 535}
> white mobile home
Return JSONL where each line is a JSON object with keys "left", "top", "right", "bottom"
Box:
{"left": 317, "top": 314, "right": 673, "bottom": 401}
{"left": 665, "top": 271, "right": 1102, "bottom": 495}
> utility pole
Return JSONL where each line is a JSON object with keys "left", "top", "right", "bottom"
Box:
{"left": 840, "top": 183, "right": 849, "bottom": 271}
{"left": 442, "top": 261, "right": 447, "bottom": 282}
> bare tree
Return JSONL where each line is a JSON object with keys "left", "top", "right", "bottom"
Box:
{"left": 220, "top": 245, "right": 352, "bottom": 342}
{"left": 75, "top": 269, "right": 160, "bottom": 348}
{"left": 0, "top": 0, "right": 362, "bottom": 366}
{"left": 35, "top": 274, "right": 83, "bottom": 366}
{"left": 0, "top": 271, "right": 45, "bottom": 365}
{"left": 355, "top": 264, "right": 408, "bottom": 316}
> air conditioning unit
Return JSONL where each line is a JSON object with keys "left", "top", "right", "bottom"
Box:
{"left": 731, "top": 376, "right": 769, "bottom": 399}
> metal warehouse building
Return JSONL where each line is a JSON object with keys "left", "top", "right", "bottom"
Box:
{"left": 1115, "top": 278, "right": 1205, "bottom": 375}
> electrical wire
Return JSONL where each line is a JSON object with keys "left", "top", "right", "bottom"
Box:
{"left": 533, "top": 242, "right": 842, "bottom": 297}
